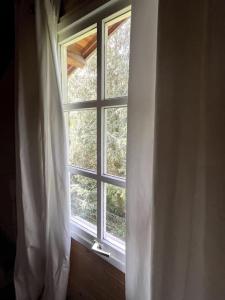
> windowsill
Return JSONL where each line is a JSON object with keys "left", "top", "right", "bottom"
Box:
{"left": 70, "top": 221, "right": 125, "bottom": 273}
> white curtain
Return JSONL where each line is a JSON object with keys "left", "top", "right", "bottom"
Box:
{"left": 126, "top": 0, "right": 158, "bottom": 299}
{"left": 15, "top": 0, "right": 71, "bottom": 299}
{"left": 126, "top": 0, "right": 225, "bottom": 299}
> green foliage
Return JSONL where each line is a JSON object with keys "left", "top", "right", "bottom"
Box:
{"left": 106, "top": 18, "right": 131, "bottom": 98}
{"left": 106, "top": 184, "right": 126, "bottom": 240}
{"left": 68, "top": 52, "right": 97, "bottom": 102}
{"left": 106, "top": 107, "right": 127, "bottom": 177}
{"left": 71, "top": 175, "right": 97, "bottom": 225}
{"left": 69, "top": 110, "right": 97, "bottom": 170}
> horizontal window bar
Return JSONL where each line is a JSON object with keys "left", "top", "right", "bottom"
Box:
{"left": 104, "top": 233, "right": 125, "bottom": 252}
{"left": 101, "top": 97, "right": 128, "bottom": 107}
{"left": 64, "top": 101, "right": 97, "bottom": 111}
{"left": 71, "top": 216, "right": 97, "bottom": 236}
{"left": 100, "top": 174, "right": 126, "bottom": 188}
{"left": 68, "top": 166, "right": 97, "bottom": 180}
{"left": 68, "top": 166, "right": 126, "bottom": 187}
{"left": 58, "top": 0, "right": 131, "bottom": 44}
{"left": 63, "top": 97, "right": 128, "bottom": 111}
{"left": 70, "top": 221, "right": 125, "bottom": 272}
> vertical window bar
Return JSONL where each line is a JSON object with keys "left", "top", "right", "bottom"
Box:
{"left": 97, "top": 20, "right": 104, "bottom": 240}
{"left": 61, "top": 45, "right": 68, "bottom": 104}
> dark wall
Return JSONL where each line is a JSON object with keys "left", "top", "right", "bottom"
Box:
{"left": 0, "top": 1, "right": 16, "bottom": 242}
{"left": 61, "top": 0, "right": 110, "bottom": 17}
{"left": 0, "top": 2, "right": 14, "bottom": 78}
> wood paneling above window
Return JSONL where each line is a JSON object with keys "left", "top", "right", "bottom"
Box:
{"left": 66, "top": 19, "right": 127, "bottom": 76}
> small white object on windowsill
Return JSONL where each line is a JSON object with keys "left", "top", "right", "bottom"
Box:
{"left": 92, "top": 240, "right": 110, "bottom": 257}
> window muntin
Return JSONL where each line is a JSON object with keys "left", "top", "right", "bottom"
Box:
{"left": 61, "top": 8, "right": 131, "bottom": 259}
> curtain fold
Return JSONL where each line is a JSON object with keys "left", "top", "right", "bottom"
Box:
{"left": 15, "top": 1, "right": 70, "bottom": 299}
{"left": 126, "top": 0, "right": 225, "bottom": 299}
{"left": 126, "top": 0, "right": 159, "bottom": 299}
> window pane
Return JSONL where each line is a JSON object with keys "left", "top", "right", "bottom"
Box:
{"left": 71, "top": 174, "right": 97, "bottom": 230}
{"left": 69, "top": 110, "right": 97, "bottom": 171}
{"left": 104, "top": 107, "right": 127, "bottom": 177}
{"left": 105, "top": 13, "right": 131, "bottom": 99}
{"left": 67, "top": 28, "right": 97, "bottom": 102}
{"left": 105, "top": 183, "right": 126, "bottom": 241}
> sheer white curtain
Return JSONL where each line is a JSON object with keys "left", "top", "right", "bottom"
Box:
{"left": 126, "top": 0, "right": 225, "bottom": 299}
{"left": 126, "top": 0, "right": 158, "bottom": 299}
{"left": 15, "top": 0, "right": 70, "bottom": 299}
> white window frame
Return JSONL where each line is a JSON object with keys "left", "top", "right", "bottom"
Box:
{"left": 58, "top": 0, "right": 131, "bottom": 272}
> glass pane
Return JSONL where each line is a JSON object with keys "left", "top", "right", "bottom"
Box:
{"left": 67, "top": 28, "right": 97, "bottom": 102}
{"left": 105, "top": 13, "right": 131, "bottom": 99}
{"left": 71, "top": 174, "right": 97, "bottom": 229}
{"left": 69, "top": 110, "right": 97, "bottom": 171}
{"left": 104, "top": 107, "right": 127, "bottom": 177}
{"left": 105, "top": 183, "right": 126, "bottom": 241}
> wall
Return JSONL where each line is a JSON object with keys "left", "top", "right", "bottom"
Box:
{"left": 61, "top": 0, "right": 110, "bottom": 16}
{"left": 0, "top": 63, "right": 16, "bottom": 242}
{"left": 0, "top": 1, "right": 16, "bottom": 242}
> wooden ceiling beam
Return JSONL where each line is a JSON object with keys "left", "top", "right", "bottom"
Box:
{"left": 67, "top": 51, "right": 86, "bottom": 68}
{"left": 66, "top": 17, "right": 128, "bottom": 76}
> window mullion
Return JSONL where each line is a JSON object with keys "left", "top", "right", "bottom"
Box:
{"left": 97, "top": 20, "right": 104, "bottom": 241}
{"left": 68, "top": 166, "right": 97, "bottom": 180}
{"left": 63, "top": 101, "right": 97, "bottom": 111}
{"left": 100, "top": 97, "right": 128, "bottom": 107}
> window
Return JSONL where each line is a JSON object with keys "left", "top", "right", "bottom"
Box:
{"left": 60, "top": 2, "right": 131, "bottom": 271}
